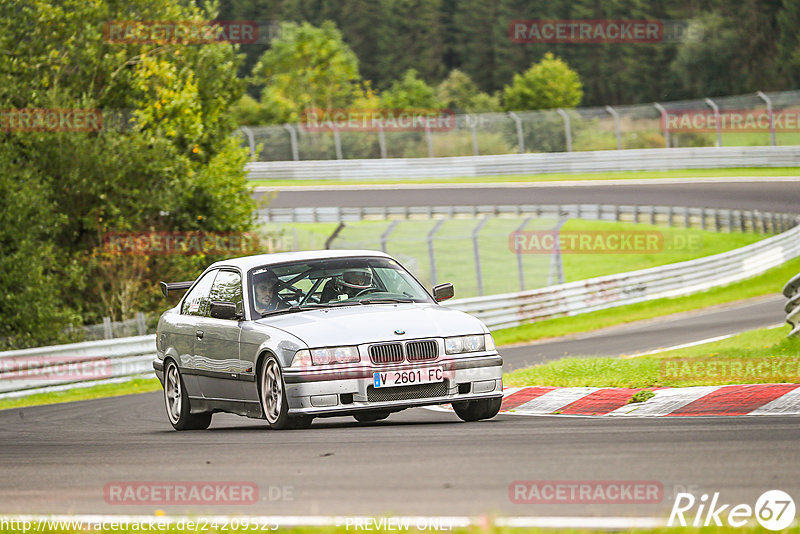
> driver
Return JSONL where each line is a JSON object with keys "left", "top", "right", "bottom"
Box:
{"left": 253, "top": 270, "right": 287, "bottom": 314}
{"left": 320, "top": 267, "right": 373, "bottom": 302}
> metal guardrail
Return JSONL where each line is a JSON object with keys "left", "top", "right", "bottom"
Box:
{"left": 0, "top": 335, "right": 155, "bottom": 398}
{"left": 246, "top": 146, "right": 800, "bottom": 181}
{"left": 257, "top": 203, "right": 797, "bottom": 234}
{"left": 783, "top": 273, "right": 800, "bottom": 337}
{"left": 446, "top": 224, "right": 800, "bottom": 329}
{"left": 3, "top": 217, "right": 798, "bottom": 398}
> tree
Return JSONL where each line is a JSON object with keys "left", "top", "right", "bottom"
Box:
{"left": 380, "top": 69, "right": 441, "bottom": 109}
{"left": 251, "top": 21, "right": 363, "bottom": 122}
{"left": 502, "top": 53, "right": 583, "bottom": 111}
{"left": 436, "top": 70, "right": 500, "bottom": 112}
{"left": 0, "top": 0, "right": 255, "bottom": 344}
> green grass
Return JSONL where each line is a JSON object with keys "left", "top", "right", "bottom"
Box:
{"left": 0, "top": 377, "right": 161, "bottom": 411}
{"left": 503, "top": 325, "right": 800, "bottom": 388}
{"left": 250, "top": 166, "right": 800, "bottom": 187}
{"left": 492, "top": 255, "right": 800, "bottom": 346}
{"left": 261, "top": 219, "right": 766, "bottom": 298}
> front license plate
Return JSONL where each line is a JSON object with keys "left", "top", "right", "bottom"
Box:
{"left": 373, "top": 367, "right": 444, "bottom": 388}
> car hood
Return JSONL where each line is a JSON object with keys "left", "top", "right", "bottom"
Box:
{"left": 254, "top": 303, "right": 486, "bottom": 347}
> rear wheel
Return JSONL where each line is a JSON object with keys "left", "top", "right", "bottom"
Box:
{"left": 353, "top": 411, "right": 390, "bottom": 423}
{"left": 452, "top": 397, "right": 502, "bottom": 422}
{"left": 163, "top": 360, "right": 212, "bottom": 430}
{"left": 260, "top": 356, "right": 312, "bottom": 430}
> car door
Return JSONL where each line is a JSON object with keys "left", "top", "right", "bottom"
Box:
{"left": 194, "top": 269, "right": 247, "bottom": 401}
{"left": 175, "top": 269, "right": 218, "bottom": 398}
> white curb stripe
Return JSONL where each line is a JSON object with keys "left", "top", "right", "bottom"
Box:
{"left": 748, "top": 386, "right": 800, "bottom": 415}
{"left": 512, "top": 387, "right": 600, "bottom": 414}
{"left": 606, "top": 386, "right": 723, "bottom": 417}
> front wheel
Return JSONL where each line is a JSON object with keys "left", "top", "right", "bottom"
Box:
{"left": 452, "top": 397, "right": 502, "bottom": 422}
{"left": 259, "top": 356, "right": 312, "bottom": 430}
{"left": 163, "top": 360, "right": 212, "bottom": 430}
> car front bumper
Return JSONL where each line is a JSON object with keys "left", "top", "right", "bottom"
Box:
{"left": 282, "top": 353, "right": 503, "bottom": 416}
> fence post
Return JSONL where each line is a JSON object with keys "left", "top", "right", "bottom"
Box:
{"left": 548, "top": 217, "right": 568, "bottom": 286}
{"left": 704, "top": 98, "right": 722, "bottom": 147}
{"left": 332, "top": 125, "right": 343, "bottom": 160}
{"left": 556, "top": 108, "right": 572, "bottom": 152}
{"left": 605, "top": 105, "right": 622, "bottom": 149}
{"left": 508, "top": 112, "right": 525, "bottom": 153}
{"left": 283, "top": 124, "right": 299, "bottom": 161}
{"left": 136, "top": 312, "right": 146, "bottom": 336}
{"left": 472, "top": 217, "right": 490, "bottom": 296}
{"left": 380, "top": 220, "right": 400, "bottom": 253}
{"left": 425, "top": 122, "right": 434, "bottom": 158}
{"left": 240, "top": 126, "right": 256, "bottom": 159}
{"left": 756, "top": 91, "right": 776, "bottom": 146}
{"left": 427, "top": 219, "right": 446, "bottom": 286}
{"left": 325, "top": 222, "right": 345, "bottom": 249}
{"left": 466, "top": 114, "right": 480, "bottom": 156}
{"left": 514, "top": 217, "right": 531, "bottom": 291}
{"left": 654, "top": 103, "right": 670, "bottom": 148}
{"left": 102, "top": 317, "right": 113, "bottom": 340}
{"left": 378, "top": 123, "right": 387, "bottom": 159}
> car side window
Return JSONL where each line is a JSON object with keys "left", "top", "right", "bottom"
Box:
{"left": 181, "top": 270, "right": 217, "bottom": 316}
{"left": 208, "top": 270, "right": 243, "bottom": 314}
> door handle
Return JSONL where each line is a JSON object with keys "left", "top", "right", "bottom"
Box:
{"left": 196, "top": 330, "right": 204, "bottom": 340}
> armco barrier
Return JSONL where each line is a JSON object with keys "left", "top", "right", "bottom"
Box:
{"left": 246, "top": 146, "right": 800, "bottom": 181}
{"left": 446, "top": 223, "right": 800, "bottom": 329}
{"left": 257, "top": 203, "right": 796, "bottom": 234}
{"left": 2, "top": 222, "right": 799, "bottom": 398}
{"left": 784, "top": 273, "right": 800, "bottom": 337}
{"left": 0, "top": 335, "right": 155, "bottom": 397}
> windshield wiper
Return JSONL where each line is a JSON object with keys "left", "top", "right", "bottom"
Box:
{"left": 260, "top": 302, "right": 360, "bottom": 317}
{"left": 359, "top": 298, "right": 415, "bottom": 304}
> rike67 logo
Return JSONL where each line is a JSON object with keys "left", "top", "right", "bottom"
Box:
{"left": 669, "top": 490, "right": 795, "bottom": 530}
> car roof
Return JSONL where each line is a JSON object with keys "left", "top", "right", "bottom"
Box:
{"left": 207, "top": 249, "right": 393, "bottom": 272}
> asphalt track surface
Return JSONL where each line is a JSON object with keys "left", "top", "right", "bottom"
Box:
{"left": 501, "top": 294, "right": 787, "bottom": 372}
{"left": 2, "top": 179, "right": 796, "bottom": 519}
{"left": 258, "top": 180, "right": 800, "bottom": 214}
{"left": 1, "top": 296, "right": 795, "bottom": 517}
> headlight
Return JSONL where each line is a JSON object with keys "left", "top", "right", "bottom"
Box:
{"left": 291, "top": 346, "right": 360, "bottom": 367}
{"left": 445, "top": 334, "right": 486, "bottom": 354}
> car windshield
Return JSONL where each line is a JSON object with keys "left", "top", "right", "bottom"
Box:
{"left": 248, "top": 256, "right": 434, "bottom": 316}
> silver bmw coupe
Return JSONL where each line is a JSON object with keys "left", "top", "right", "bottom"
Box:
{"left": 154, "top": 250, "right": 503, "bottom": 430}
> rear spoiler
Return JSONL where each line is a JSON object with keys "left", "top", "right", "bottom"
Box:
{"left": 160, "top": 281, "right": 194, "bottom": 297}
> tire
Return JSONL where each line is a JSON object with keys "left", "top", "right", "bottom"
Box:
{"left": 259, "top": 355, "right": 312, "bottom": 430}
{"left": 163, "top": 360, "right": 212, "bottom": 430}
{"left": 353, "top": 411, "right": 390, "bottom": 423}
{"left": 452, "top": 397, "right": 502, "bottom": 422}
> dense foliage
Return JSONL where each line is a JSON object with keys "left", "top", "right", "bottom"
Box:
{"left": 0, "top": 0, "right": 255, "bottom": 348}
{"left": 220, "top": 0, "right": 800, "bottom": 109}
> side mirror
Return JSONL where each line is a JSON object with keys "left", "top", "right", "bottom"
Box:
{"left": 433, "top": 283, "right": 454, "bottom": 302}
{"left": 210, "top": 300, "right": 241, "bottom": 320}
